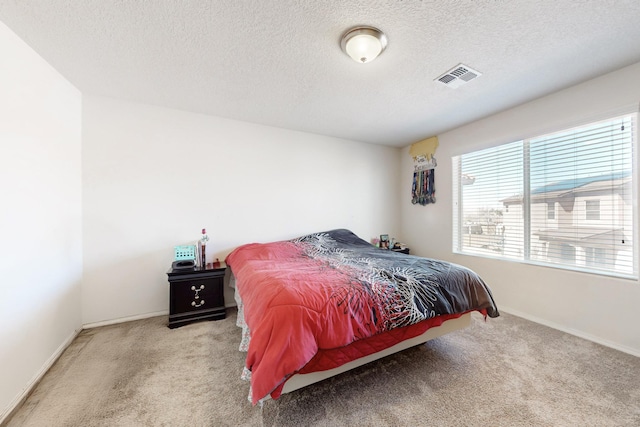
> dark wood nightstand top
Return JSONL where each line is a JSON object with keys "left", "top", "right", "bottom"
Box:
{"left": 167, "top": 262, "right": 226, "bottom": 277}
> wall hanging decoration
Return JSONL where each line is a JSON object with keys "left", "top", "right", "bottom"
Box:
{"left": 410, "top": 136, "right": 439, "bottom": 206}
{"left": 412, "top": 159, "right": 436, "bottom": 205}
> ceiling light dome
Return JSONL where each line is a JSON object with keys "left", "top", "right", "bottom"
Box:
{"left": 340, "top": 26, "right": 387, "bottom": 64}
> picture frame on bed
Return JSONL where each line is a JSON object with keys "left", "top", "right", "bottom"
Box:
{"left": 380, "top": 234, "right": 389, "bottom": 249}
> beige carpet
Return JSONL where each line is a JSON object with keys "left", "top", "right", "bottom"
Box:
{"left": 5, "top": 310, "right": 640, "bottom": 427}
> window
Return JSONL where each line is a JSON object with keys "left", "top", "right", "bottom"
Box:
{"left": 585, "top": 200, "right": 600, "bottom": 220}
{"left": 585, "top": 247, "right": 610, "bottom": 267}
{"left": 453, "top": 113, "right": 637, "bottom": 278}
{"left": 547, "top": 202, "right": 555, "bottom": 220}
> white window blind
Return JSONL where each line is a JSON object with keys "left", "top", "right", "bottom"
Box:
{"left": 453, "top": 113, "right": 637, "bottom": 278}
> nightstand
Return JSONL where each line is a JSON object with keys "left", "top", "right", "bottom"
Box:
{"left": 391, "top": 247, "right": 410, "bottom": 254}
{"left": 166, "top": 263, "right": 226, "bottom": 329}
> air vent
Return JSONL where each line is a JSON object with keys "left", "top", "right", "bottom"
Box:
{"left": 435, "top": 64, "right": 482, "bottom": 89}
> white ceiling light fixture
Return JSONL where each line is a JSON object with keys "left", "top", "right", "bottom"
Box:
{"left": 340, "top": 26, "right": 387, "bottom": 64}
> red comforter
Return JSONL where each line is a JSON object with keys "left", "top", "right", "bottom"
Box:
{"left": 226, "top": 229, "right": 498, "bottom": 404}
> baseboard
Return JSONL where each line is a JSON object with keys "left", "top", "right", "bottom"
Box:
{"left": 83, "top": 306, "right": 238, "bottom": 329}
{"left": 0, "top": 328, "right": 81, "bottom": 426}
{"left": 499, "top": 306, "right": 640, "bottom": 358}
{"left": 82, "top": 310, "right": 168, "bottom": 329}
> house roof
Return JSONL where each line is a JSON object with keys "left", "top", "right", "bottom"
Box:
{"left": 502, "top": 171, "right": 632, "bottom": 205}
{"left": 1, "top": 1, "right": 640, "bottom": 147}
{"left": 531, "top": 171, "right": 631, "bottom": 195}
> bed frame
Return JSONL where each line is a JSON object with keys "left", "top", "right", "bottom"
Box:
{"left": 280, "top": 312, "right": 472, "bottom": 394}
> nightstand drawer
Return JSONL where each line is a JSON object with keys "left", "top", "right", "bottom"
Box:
{"left": 170, "top": 278, "right": 223, "bottom": 314}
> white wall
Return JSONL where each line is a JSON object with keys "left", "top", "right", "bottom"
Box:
{"left": 82, "top": 96, "right": 401, "bottom": 325}
{"left": 0, "top": 22, "right": 82, "bottom": 421}
{"left": 401, "top": 61, "right": 640, "bottom": 356}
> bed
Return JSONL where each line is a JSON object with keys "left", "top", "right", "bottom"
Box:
{"left": 225, "top": 229, "right": 499, "bottom": 404}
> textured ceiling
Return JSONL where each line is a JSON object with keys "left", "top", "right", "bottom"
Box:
{"left": 2, "top": 1, "right": 640, "bottom": 147}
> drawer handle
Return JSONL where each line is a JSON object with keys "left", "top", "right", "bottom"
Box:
{"left": 191, "top": 284, "right": 205, "bottom": 299}
{"left": 192, "top": 300, "right": 205, "bottom": 308}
